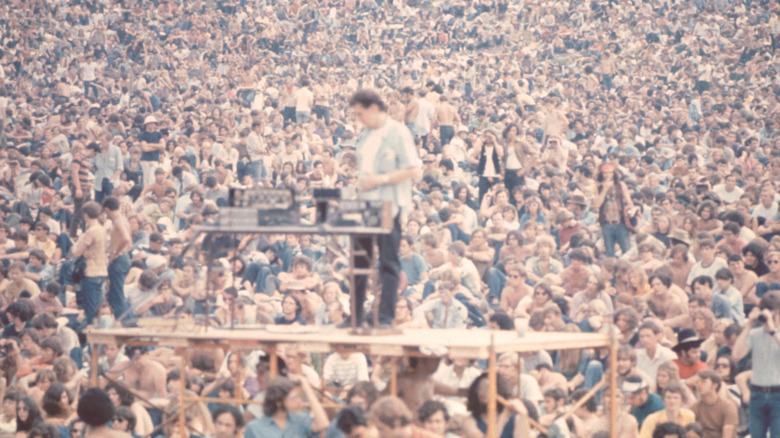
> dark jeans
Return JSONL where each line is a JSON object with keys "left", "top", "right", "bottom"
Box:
{"left": 749, "top": 388, "right": 780, "bottom": 437}
{"left": 478, "top": 177, "right": 501, "bottom": 206}
{"left": 504, "top": 170, "right": 524, "bottom": 196}
{"left": 354, "top": 214, "right": 402, "bottom": 325}
{"left": 84, "top": 80, "right": 98, "bottom": 99}
{"left": 69, "top": 188, "right": 86, "bottom": 238}
{"left": 81, "top": 276, "right": 105, "bottom": 325}
{"left": 601, "top": 223, "right": 631, "bottom": 257}
{"left": 313, "top": 105, "right": 330, "bottom": 124}
{"left": 95, "top": 178, "right": 114, "bottom": 204}
{"left": 487, "top": 266, "right": 507, "bottom": 303}
{"left": 107, "top": 254, "right": 131, "bottom": 319}
{"left": 440, "top": 125, "right": 455, "bottom": 146}
{"left": 243, "top": 262, "right": 279, "bottom": 296}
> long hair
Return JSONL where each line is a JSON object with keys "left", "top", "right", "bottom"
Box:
{"left": 654, "top": 360, "right": 683, "bottom": 394}
{"left": 42, "top": 383, "right": 71, "bottom": 418}
{"left": 466, "top": 373, "right": 512, "bottom": 418}
{"left": 16, "top": 396, "right": 43, "bottom": 432}
{"left": 263, "top": 377, "right": 296, "bottom": 417}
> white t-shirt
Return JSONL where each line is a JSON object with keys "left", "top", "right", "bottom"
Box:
{"left": 294, "top": 87, "right": 314, "bottom": 112}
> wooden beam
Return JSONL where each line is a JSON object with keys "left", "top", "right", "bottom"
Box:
{"left": 487, "top": 335, "right": 497, "bottom": 438}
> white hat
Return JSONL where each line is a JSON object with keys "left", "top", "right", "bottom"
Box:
{"left": 146, "top": 254, "right": 167, "bottom": 271}
{"left": 143, "top": 115, "right": 159, "bottom": 125}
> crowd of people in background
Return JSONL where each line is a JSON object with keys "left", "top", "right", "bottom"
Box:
{"left": 0, "top": 0, "right": 780, "bottom": 436}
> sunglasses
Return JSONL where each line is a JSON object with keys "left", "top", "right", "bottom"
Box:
{"left": 715, "top": 363, "right": 730, "bottom": 368}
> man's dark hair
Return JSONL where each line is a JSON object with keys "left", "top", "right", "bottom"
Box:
{"left": 714, "top": 267, "right": 734, "bottom": 281}
{"left": 102, "top": 196, "right": 120, "bottom": 211}
{"left": 77, "top": 388, "right": 114, "bottom": 426}
{"left": 28, "top": 249, "right": 46, "bottom": 263}
{"left": 42, "top": 383, "right": 71, "bottom": 417}
{"left": 82, "top": 201, "right": 102, "bottom": 219}
{"left": 263, "top": 377, "right": 297, "bottom": 416}
{"left": 696, "top": 369, "right": 722, "bottom": 392}
{"left": 348, "top": 89, "right": 387, "bottom": 112}
{"left": 571, "top": 388, "right": 598, "bottom": 413}
{"left": 759, "top": 290, "right": 780, "bottom": 313}
{"left": 648, "top": 274, "right": 671, "bottom": 288}
{"left": 489, "top": 313, "right": 515, "bottom": 330}
{"left": 32, "top": 313, "right": 58, "bottom": 330}
{"left": 105, "top": 382, "right": 134, "bottom": 406}
{"left": 39, "top": 337, "right": 63, "bottom": 358}
{"left": 115, "top": 406, "right": 137, "bottom": 431}
{"left": 544, "top": 387, "right": 567, "bottom": 402}
{"left": 212, "top": 404, "right": 244, "bottom": 430}
{"left": 418, "top": 400, "right": 449, "bottom": 423}
{"left": 742, "top": 241, "right": 765, "bottom": 259}
{"left": 7, "top": 300, "right": 35, "bottom": 322}
{"left": 346, "top": 381, "right": 379, "bottom": 408}
{"left": 692, "top": 276, "right": 713, "bottom": 288}
{"left": 723, "top": 222, "right": 740, "bottom": 235}
{"left": 336, "top": 406, "right": 367, "bottom": 434}
{"left": 652, "top": 421, "right": 686, "bottom": 438}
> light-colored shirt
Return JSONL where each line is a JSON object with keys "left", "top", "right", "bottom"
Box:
{"left": 413, "top": 298, "right": 468, "bottom": 329}
{"left": 356, "top": 117, "right": 421, "bottom": 217}
{"left": 77, "top": 222, "right": 109, "bottom": 277}
{"left": 322, "top": 352, "right": 369, "bottom": 387}
{"left": 636, "top": 345, "right": 677, "bottom": 388}
{"left": 245, "top": 412, "right": 316, "bottom": 438}
{"left": 747, "top": 327, "right": 780, "bottom": 386}
{"left": 93, "top": 145, "right": 124, "bottom": 188}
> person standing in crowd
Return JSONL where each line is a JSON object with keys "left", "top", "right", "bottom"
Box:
{"left": 103, "top": 196, "right": 132, "bottom": 320}
{"left": 71, "top": 201, "right": 108, "bottom": 325}
{"left": 138, "top": 116, "right": 164, "bottom": 189}
{"left": 733, "top": 291, "right": 780, "bottom": 437}
{"left": 594, "top": 163, "right": 633, "bottom": 257}
{"left": 349, "top": 89, "right": 421, "bottom": 327}
{"left": 69, "top": 145, "right": 95, "bottom": 238}
{"left": 92, "top": 132, "right": 124, "bottom": 204}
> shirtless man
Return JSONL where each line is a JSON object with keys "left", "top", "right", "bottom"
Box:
{"left": 396, "top": 357, "right": 464, "bottom": 416}
{"left": 140, "top": 168, "right": 176, "bottom": 200}
{"left": 646, "top": 274, "right": 684, "bottom": 320}
{"left": 433, "top": 95, "right": 460, "bottom": 146}
{"left": 103, "top": 197, "right": 132, "bottom": 319}
{"left": 109, "top": 346, "right": 168, "bottom": 412}
{"left": 402, "top": 87, "right": 419, "bottom": 135}
{"left": 728, "top": 254, "right": 758, "bottom": 305}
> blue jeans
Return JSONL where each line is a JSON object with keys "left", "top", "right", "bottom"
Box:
{"left": 584, "top": 360, "right": 604, "bottom": 403}
{"left": 108, "top": 254, "right": 131, "bottom": 320}
{"left": 749, "top": 388, "right": 780, "bottom": 437}
{"left": 81, "top": 276, "right": 105, "bottom": 325}
{"left": 295, "top": 111, "right": 311, "bottom": 124}
{"left": 248, "top": 161, "right": 268, "bottom": 183}
{"left": 486, "top": 267, "right": 507, "bottom": 303}
{"left": 601, "top": 223, "right": 631, "bottom": 257}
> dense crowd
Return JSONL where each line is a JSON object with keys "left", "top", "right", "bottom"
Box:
{"left": 1, "top": 0, "right": 780, "bottom": 436}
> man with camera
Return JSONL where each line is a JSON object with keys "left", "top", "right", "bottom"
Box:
{"left": 733, "top": 290, "right": 780, "bottom": 437}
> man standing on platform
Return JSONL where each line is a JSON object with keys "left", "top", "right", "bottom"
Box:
{"left": 350, "top": 89, "right": 422, "bottom": 327}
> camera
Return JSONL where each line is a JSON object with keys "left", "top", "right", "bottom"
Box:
{"left": 758, "top": 314, "right": 768, "bottom": 324}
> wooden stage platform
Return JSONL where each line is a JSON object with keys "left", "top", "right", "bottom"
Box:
{"left": 85, "top": 326, "right": 618, "bottom": 438}
{"left": 86, "top": 326, "right": 611, "bottom": 358}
